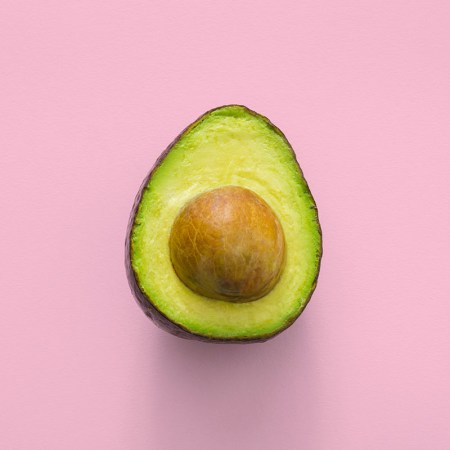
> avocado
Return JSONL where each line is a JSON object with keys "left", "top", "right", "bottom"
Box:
{"left": 125, "top": 105, "right": 322, "bottom": 343}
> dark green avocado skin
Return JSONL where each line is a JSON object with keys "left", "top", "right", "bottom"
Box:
{"left": 125, "top": 105, "right": 322, "bottom": 344}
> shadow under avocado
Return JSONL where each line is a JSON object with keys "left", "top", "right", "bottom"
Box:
{"left": 147, "top": 311, "right": 320, "bottom": 449}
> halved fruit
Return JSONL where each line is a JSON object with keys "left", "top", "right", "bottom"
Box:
{"left": 125, "top": 105, "right": 322, "bottom": 343}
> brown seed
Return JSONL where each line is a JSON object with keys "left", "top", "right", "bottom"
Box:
{"left": 169, "top": 186, "right": 286, "bottom": 302}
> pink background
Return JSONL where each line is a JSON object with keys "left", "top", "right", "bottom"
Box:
{"left": 1, "top": 1, "right": 449, "bottom": 449}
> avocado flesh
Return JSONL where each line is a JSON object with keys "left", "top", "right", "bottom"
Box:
{"left": 128, "top": 105, "right": 322, "bottom": 342}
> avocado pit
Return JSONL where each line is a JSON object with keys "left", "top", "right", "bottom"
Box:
{"left": 169, "top": 186, "right": 286, "bottom": 302}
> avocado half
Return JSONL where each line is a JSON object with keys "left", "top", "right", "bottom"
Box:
{"left": 125, "top": 105, "right": 322, "bottom": 343}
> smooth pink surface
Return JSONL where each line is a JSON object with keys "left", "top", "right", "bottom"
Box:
{"left": 1, "top": 1, "right": 449, "bottom": 449}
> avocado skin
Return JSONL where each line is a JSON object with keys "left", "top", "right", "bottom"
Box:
{"left": 125, "top": 105, "right": 322, "bottom": 343}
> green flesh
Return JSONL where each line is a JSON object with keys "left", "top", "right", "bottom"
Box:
{"left": 130, "top": 105, "right": 321, "bottom": 340}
